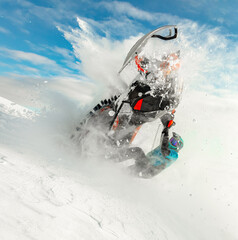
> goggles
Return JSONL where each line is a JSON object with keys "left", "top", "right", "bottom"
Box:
{"left": 169, "top": 134, "right": 183, "bottom": 150}
{"left": 170, "top": 137, "right": 178, "bottom": 147}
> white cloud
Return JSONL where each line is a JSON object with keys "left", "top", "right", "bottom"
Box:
{"left": 0, "top": 47, "right": 83, "bottom": 80}
{"left": 0, "top": 0, "right": 78, "bottom": 35}
{"left": 47, "top": 76, "right": 96, "bottom": 105}
{"left": 0, "top": 75, "right": 43, "bottom": 106}
{"left": 16, "top": 64, "right": 39, "bottom": 73}
{"left": 52, "top": 47, "right": 74, "bottom": 61}
{"left": 83, "top": 16, "right": 144, "bottom": 39}
{"left": 101, "top": 1, "right": 156, "bottom": 21}
{"left": 214, "top": 17, "right": 224, "bottom": 24}
{"left": 0, "top": 26, "right": 10, "bottom": 34}
{"left": 100, "top": 1, "right": 181, "bottom": 24}
{"left": 22, "top": 41, "right": 80, "bottom": 71}
{"left": 0, "top": 48, "right": 57, "bottom": 66}
{"left": 0, "top": 73, "right": 97, "bottom": 109}
{"left": 180, "top": 0, "right": 207, "bottom": 8}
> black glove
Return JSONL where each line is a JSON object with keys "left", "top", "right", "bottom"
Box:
{"left": 160, "top": 113, "right": 175, "bottom": 128}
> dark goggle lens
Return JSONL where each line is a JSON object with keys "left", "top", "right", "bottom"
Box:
{"left": 170, "top": 137, "right": 178, "bottom": 147}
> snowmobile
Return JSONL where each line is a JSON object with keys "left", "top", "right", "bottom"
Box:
{"left": 72, "top": 26, "right": 184, "bottom": 177}
{"left": 72, "top": 25, "right": 182, "bottom": 144}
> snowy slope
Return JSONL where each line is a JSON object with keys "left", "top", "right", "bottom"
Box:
{"left": 0, "top": 146, "right": 176, "bottom": 240}
{"left": 0, "top": 96, "right": 36, "bottom": 119}
{"left": 0, "top": 96, "right": 178, "bottom": 240}
{"left": 0, "top": 80, "right": 238, "bottom": 240}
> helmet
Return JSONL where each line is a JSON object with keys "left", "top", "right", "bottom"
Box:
{"left": 168, "top": 132, "right": 184, "bottom": 152}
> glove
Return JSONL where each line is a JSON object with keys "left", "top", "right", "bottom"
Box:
{"left": 160, "top": 113, "right": 175, "bottom": 128}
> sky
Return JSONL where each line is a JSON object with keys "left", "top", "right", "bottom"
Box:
{"left": 0, "top": 0, "right": 237, "bottom": 76}
{"left": 0, "top": 0, "right": 238, "bottom": 106}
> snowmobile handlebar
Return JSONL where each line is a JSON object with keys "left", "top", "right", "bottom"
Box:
{"left": 151, "top": 27, "right": 177, "bottom": 40}
{"left": 161, "top": 113, "right": 175, "bottom": 128}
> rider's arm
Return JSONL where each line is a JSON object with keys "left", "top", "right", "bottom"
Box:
{"left": 160, "top": 127, "right": 171, "bottom": 157}
{"left": 160, "top": 113, "right": 178, "bottom": 160}
{"left": 160, "top": 126, "right": 179, "bottom": 161}
{"left": 160, "top": 113, "right": 174, "bottom": 157}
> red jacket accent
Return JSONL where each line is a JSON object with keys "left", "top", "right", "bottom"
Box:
{"left": 134, "top": 99, "right": 143, "bottom": 110}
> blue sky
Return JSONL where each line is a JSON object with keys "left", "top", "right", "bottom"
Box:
{"left": 0, "top": 0, "right": 237, "bottom": 82}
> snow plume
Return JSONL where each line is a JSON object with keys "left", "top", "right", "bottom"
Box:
{"left": 178, "top": 22, "right": 238, "bottom": 93}
{"left": 57, "top": 17, "right": 141, "bottom": 97}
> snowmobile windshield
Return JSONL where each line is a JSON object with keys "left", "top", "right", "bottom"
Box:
{"left": 119, "top": 25, "right": 177, "bottom": 74}
{"left": 133, "top": 52, "right": 183, "bottom": 103}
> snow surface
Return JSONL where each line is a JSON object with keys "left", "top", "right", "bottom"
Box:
{"left": 0, "top": 96, "right": 36, "bottom": 119}
{"left": 1, "top": 80, "right": 238, "bottom": 240}
{"left": 1, "top": 21, "right": 238, "bottom": 240}
{"left": 0, "top": 94, "right": 181, "bottom": 240}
